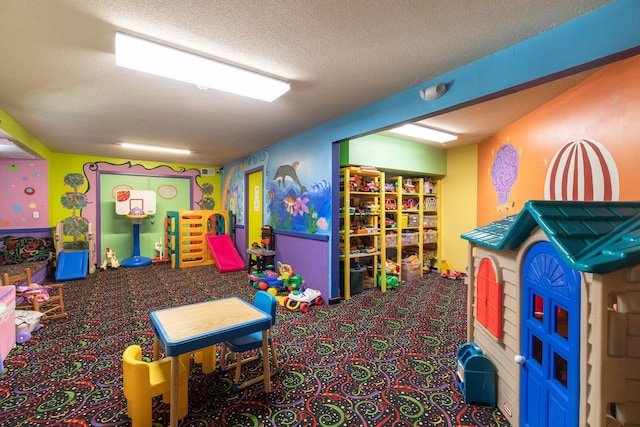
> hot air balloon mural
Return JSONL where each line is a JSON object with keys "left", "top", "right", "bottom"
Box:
{"left": 491, "top": 144, "right": 519, "bottom": 214}
{"left": 544, "top": 138, "right": 619, "bottom": 201}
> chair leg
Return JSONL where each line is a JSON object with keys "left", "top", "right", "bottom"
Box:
{"left": 234, "top": 352, "right": 243, "bottom": 385}
{"left": 270, "top": 341, "right": 279, "bottom": 372}
{"left": 57, "top": 291, "right": 67, "bottom": 316}
{"left": 126, "top": 397, "right": 153, "bottom": 427}
{"left": 218, "top": 344, "right": 228, "bottom": 370}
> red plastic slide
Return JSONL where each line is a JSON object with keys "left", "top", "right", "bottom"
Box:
{"left": 205, "top": 234, "right": 246, "bottom": 273}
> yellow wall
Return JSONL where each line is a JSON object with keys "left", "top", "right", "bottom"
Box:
{"left": 48, "top": 152, "right": 219, "bottom": 227}
{"left": 440, "top": 144, "right": 478, "bottom": 272}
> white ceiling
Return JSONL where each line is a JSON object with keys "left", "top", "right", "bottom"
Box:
{"left": 0, "top": 0, "right": 613, "bottom": 165}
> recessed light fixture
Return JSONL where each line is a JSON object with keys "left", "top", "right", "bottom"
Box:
{"left": 388, "top": 124, "right": 457, "bottom": 143}
{"left": 119, "top": 143, "right": 191, "bottom": 155}
{"left": 115, "top": 32, "right": 290, "bottom": 102}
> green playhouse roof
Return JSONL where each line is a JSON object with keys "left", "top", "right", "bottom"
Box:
{"left": 461, "top": 200, "right": 640, "bottom": 274}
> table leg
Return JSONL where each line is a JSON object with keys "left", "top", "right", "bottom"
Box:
{"left": 170, "top": 355, "right": 178, "bottom": 427}
{"left": 153, "top": 336, "right": 160, "bottom": 361}
{"left": 262, "top": 329, "right": 271, "bottom": 392}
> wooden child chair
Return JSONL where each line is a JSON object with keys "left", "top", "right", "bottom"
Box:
{"left": 2, "top": 268, "right": 67, "bottom": 319}
{"left": 122, "top": 345, "right": 189, "bottom": 426}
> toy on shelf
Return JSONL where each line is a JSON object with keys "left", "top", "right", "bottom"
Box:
{"left": 100, "top": 248, "right": 120, "bottom": 270}
{"left": 385, "top": 181, "right": 397, "bottom": 192}
{"left": 424, "top": 178, "right": 435, "bottom": 194}
{"left": 402, "top": 198, "right": 417, "bottom": 210}
{"left": 348, "top": 174, "right": 380, "bottom": 192}
{"left": 283, "top": 288, "right": 323, "bottom": 313}
{"left": 403, "top": 179, "right": 416, "bottom": 193}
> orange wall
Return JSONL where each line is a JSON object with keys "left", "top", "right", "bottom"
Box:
{"left": 477, "top": 55, "right": 640, "bottom": 226}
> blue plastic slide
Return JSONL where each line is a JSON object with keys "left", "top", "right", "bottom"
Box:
{"left": 55, "top": 250, "right": 89, "bottom": 281}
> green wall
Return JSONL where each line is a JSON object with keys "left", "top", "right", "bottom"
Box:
{"left": 48, "top": 152, "right": 219, "bottom": 227}
{"left": 342, "top": 134, "right": 447, "bottom": 176}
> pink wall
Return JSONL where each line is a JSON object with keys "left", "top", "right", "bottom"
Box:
{"left": 0, "top": 159, "right": 49, "bottom": 230}
{"left": 477, "top": 55, "right": 640, "bottom": 226}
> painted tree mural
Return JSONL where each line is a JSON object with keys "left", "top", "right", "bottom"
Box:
{"left": 197, "top": 182, "right": 216, "bottom": 210}
{"left": 61, "top": 173, "right": 90, "bottom": 247}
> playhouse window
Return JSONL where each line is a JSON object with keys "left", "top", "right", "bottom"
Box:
{"left": 608, "top": 293, "right": 619, "bottom": 311}
{"left": 554, "top": 305, "right": 569, "bottom": 339}
{"left": 553, "top": 352, "right": 568, "bottom": 388}
{"left": 532, "top": 334, "right": 543, "bottom": 365}
{"left": 532, "top": 293, "right": 544, "bottom": 323}
{"left": 476, "top": 258, "right": 503, "bottom": 339}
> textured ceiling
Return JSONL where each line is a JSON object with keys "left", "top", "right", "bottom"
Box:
{"left": 0, "top": 0, "right": 613, "bottom": 165}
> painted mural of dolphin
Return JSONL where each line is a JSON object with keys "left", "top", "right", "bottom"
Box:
{"left": 274, "top": 161, "right": 307, "bottom": 194}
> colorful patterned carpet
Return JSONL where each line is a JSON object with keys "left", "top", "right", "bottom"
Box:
{"left": 0, "top": 263, "right": 511, "bottom": 426}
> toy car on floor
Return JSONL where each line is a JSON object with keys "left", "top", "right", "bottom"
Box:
{"left": 15, "top": 310, "right": 45, "bottom": 343}
{"left": 283, "top": 288, "right": 323, "bottom": 313}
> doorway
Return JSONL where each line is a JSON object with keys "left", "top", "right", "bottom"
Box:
{"left": 520, "top": 241, "right": 581, "bottom": 427}
{"left": 246, "top": 168, "right": 264, "bottom": 249}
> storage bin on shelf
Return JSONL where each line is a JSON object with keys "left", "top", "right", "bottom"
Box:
{"left": 407, "top": 214, "right": 419, "bottom": 227}
{"left": 423, "top": 215, "right": 438, "bottom": 227}
{"left": 385, "top": 233, "right": 398, "bottom": 248}
{"left": 424, "top": 230, "right": 438, "bottom": 244}
{"left": 423, "top": 249, "right": 438, "bottom": 261}
{"left": 423, "top": 249, "right": 438, "bottom": 269}
{"left": 424, "top": 197, "right": 437, "bottom": 211}
{"left": 401, "top": 232, "right": 419, "bottom": 245}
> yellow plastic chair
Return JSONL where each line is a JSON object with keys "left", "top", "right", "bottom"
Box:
{"left": 193, "top": 345, "right": 217, "bottom": 374}
{"left": 122, "top": 345, "right": 189, "bottom": 426}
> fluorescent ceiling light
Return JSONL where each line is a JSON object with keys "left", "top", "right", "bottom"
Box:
{"left": 115, "top": 32, "right": 290, "bottom": 102}
{"left": 120, "top": 143, "right": 191, "bottom": 155}
{"left": 388, "top": 124, "right": 457, "bottom": 143}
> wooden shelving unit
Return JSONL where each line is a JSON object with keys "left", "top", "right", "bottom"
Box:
{"left": 422, "top": 178, "right": 439, "bottom": 273}
{"left": 339, "top": 167, "right": 387, "bottom": 299}
{"left": 340, "top": 167, "right": 440, "bottom": 296}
